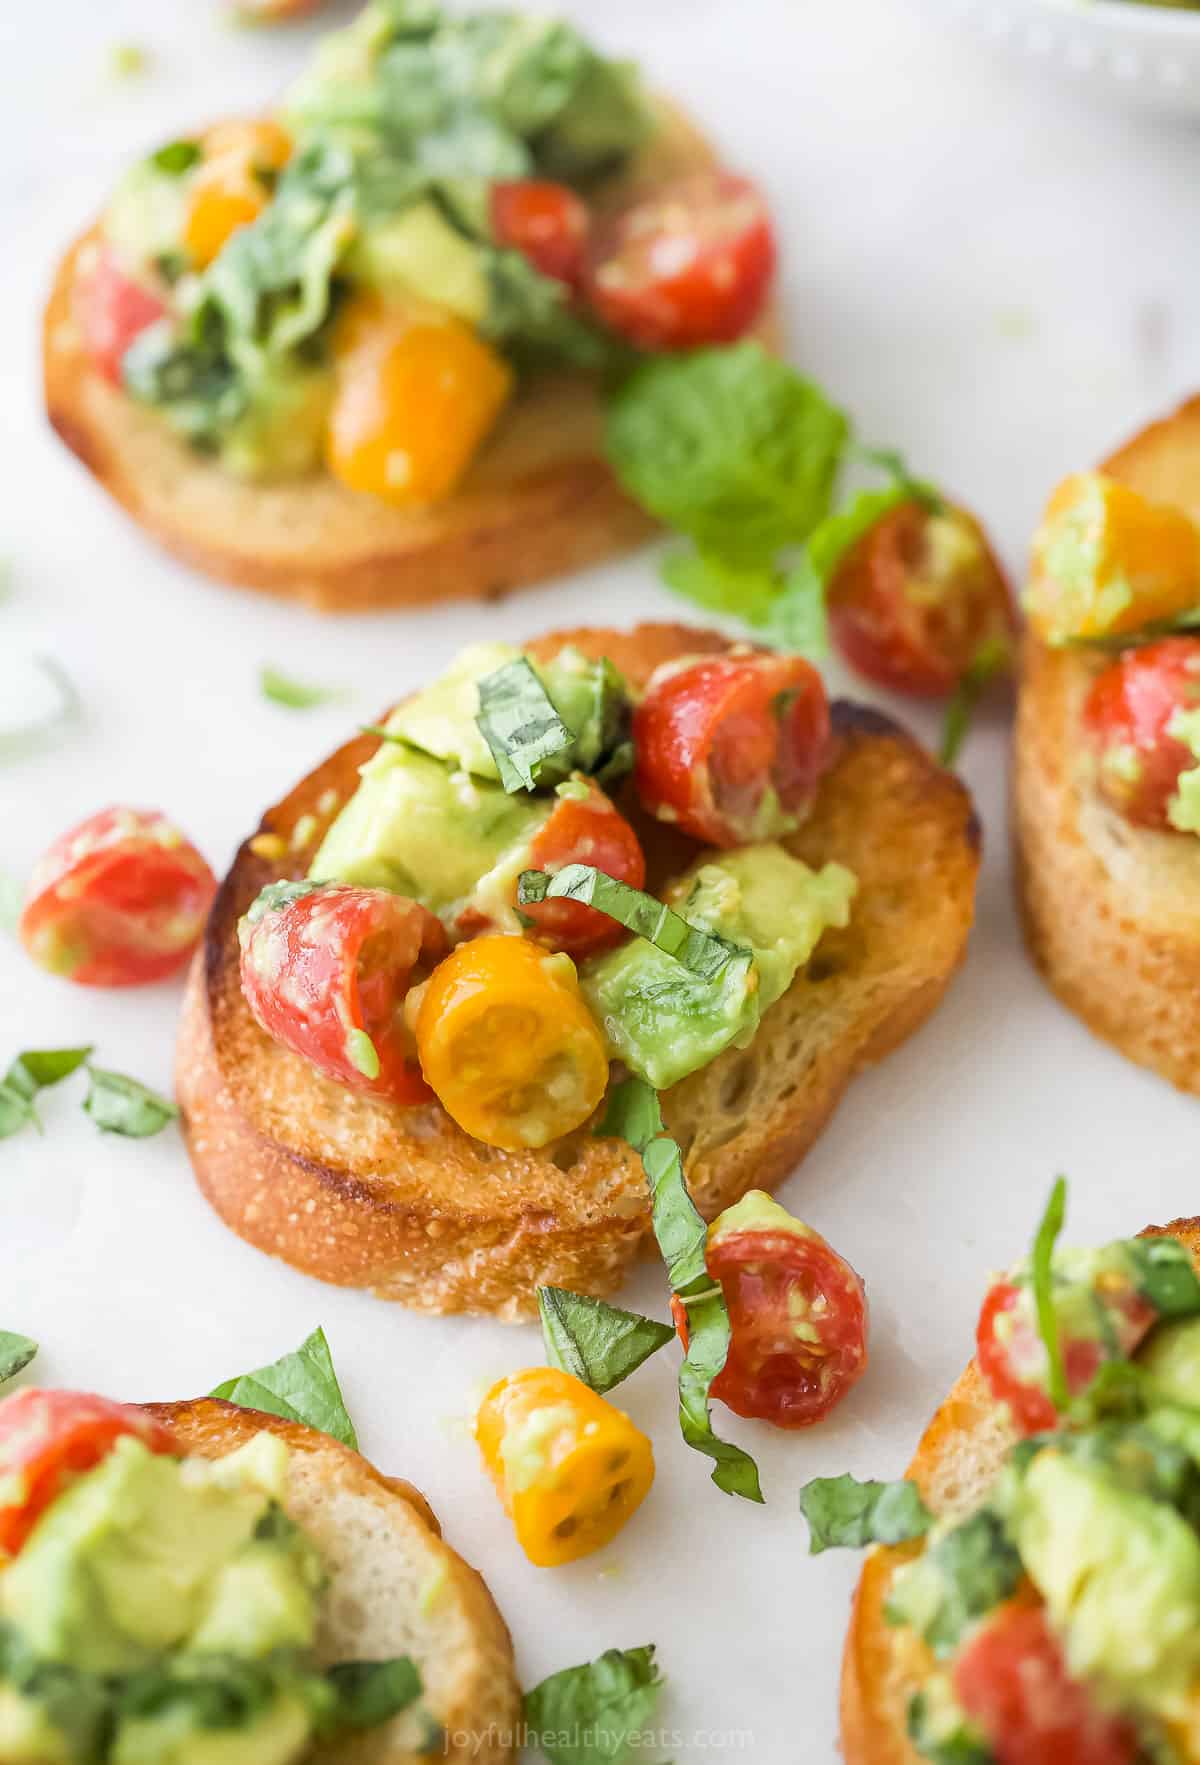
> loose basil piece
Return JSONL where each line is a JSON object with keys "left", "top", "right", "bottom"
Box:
{"left": 599, "top": 1078, "right": 763, "bottom": 1502}
{"left": 475, "top": 658, "right": 574, "bottom": 793}
{"left": 853, "top": 443, "right": 943, "bottom": 513}
{"left": 149, "top": 139, "right": 201, "bottom": 176}
{"left": 1126, "top": 1235, "right": 1200, "bottom": 1317}
{"left": 211, "top": 1325, "right": 358, "bottom": 1449}
{"left": 244, "top": 879, "right": 321, "bottom": 925}
{"left": 799, "top": 1473, "right": 932, "bottom": 1555}
{"left": 259, "top": 667, "right": 346, "bottom": 710}
{"left": 0, "top": 1088, "right": 34, "bottom": 1141}
{"left": 324, "top": 1658, "right": 422, "bottom": 1729}
{"left": 537, "top": 1287, "right": 673, "bottom": 1396}
{"left": 83, "top": 1069, "right": 178, "bottom": 1139}
{"left": 524, "top": 1646, "right": 664, "bottom": 1765}
{"left": 939, "top": 635, "right": 1012, "bottom": 768}
{"left": 0, "top": 1332, "right": 37, "bottom": 1388}
{"left": 518, "top": 866, "right": 749, "bottom": 987}
{"left": 0, "top": 1045, "right": 94, "bottom": 1141}
{"left": 1030, "top": 1176, "right": 1069, "bottom": 1414}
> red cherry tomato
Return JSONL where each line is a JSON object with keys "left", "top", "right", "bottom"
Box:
{"left": 673, "top": 1207, "right": 869, "bottom": 1429}
{"left": 523, "top": 783, "right": 646, "bottom": 956}
{"left": 1083, "top": 636, "right": 1200, "bottom": 831}
{"left": 19, "top": 807, "right": 217, "bottom": 988}
{"left": 0, "top": 1388, "right": 176, "bottom": 1559}
{"left": 976, "top": 1277, "right": 1156, "bottom": 1437}
{"left": 633, "top": 651, "right": 830, "bottom": 848}
{"left": 81, "top": 245, "right": 168, "bottom": 385}
{"left": 828, "top": 500, "right": 1014, "bottom": 698}
{"left": 491, "top": 180, "right": 591, "bottom": 290}
{"left": 586, "top": 171, "right": 776, "bottom": 350}
{"left": 239, "top": 881, "right": 447, "bottom": 1103}
{"left": 954, "top": 1600, "right": 1138, "bottom": 1765}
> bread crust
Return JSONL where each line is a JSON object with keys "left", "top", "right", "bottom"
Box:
{"left": 1014, "top": 396, "right": 1200, "bottom": 1092}
{"left": 177, "top": 621, "right": 980, "bottom": 1318}
{"left": 839, "top": 1218, "right": 1200, "bottom": 1765}
{"left": 140, "top": 1398, "right": 521, "bottom": 1763}
{"left": 43, "top": 103, "right": 777, "bottom": 613}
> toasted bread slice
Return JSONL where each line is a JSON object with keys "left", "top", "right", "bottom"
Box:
{"left": 141, "top": 1397, "right": 520, "bottom": 1764}
{"left": 176, "top": 621, "right": 980, "bottom": 1318}
{"left": 43, "top": 103, "right": 778, "bottom": 613}
{"left": 839, "top": 1216, "right": 1200, "bottom": 1765}
{"left": 1014, "top": 396, "right": 1200, "bottom": 1092}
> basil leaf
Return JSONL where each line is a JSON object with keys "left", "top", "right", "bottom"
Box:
{"left": 259, "top": 666, "right": 346, "bottom": 710}
{"left": 939, "top": 635, "right": 1013, "bottom": 768}
{"left": 150, "top": 139, "right": 201, "bottom": 176}
{"left": 885, "top": 1509, "right": 1022, "bottom": 1656}
{"left": 518, "top": 866, "right": 749, "bottom": 986}
{"left": 475, "top": 658, "right": 574, "bottom": 794}
{"left": 6, "top": 1046, "right": 93, "bottom": 1099}
{"left": 854, "top": 444, "right": 943, "bottom": 513}
{"left": 1030, "top": 1176, "right": 1069, "bottom": 1415}
{"left": 660, "top": 549, "right": 782, "bottom": 631}
{"left": 600, "top": 1077, "right": 763, "bottom": 1503}
{"left": 906, "top": 1692, "right": 993, "bottom": 1765}
{"left": 799, "top": 1473, "right": 932, "bottom": 1555}
{"left": 524, "top": 1646, "right": 664, "bottom": 1765}
{"left": 83, "top": 1068, "right": 178, "bottom": 1139}
{"left": 0, "top": 1086, "right": 36, "bottom": 1141}
{"left": 537, "top": 1287, "right": 673, "bottom": 1396}
{"left": 211, "top": 1325, "right": 358, "bottom": 1448}
{"left": 0, "top": 1333, "right": 37, "bottom": 1388}
{"left": 0, "top": 874, "right": 23, "bottom": 934}
{"left": 763, "top": 551, "right": 830, "bottom": 658}
{"left": 325, "top": 1657, "right": 421, "bottom": 1729}
{"left": 1126, "top": 1236, "right": 1200, "bottom": 1317}
{"left": 244, "top": 879, "right": 321, "bottom": 926}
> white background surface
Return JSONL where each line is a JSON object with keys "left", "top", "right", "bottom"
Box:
{"left": 5, "top": 2, "right": 1200, "bottom": 1760}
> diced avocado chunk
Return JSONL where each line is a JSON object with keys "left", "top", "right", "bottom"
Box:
{"left": 348, "top": 200, "right": 489, "bottom": 322}
{"left": 111, "top": 1693, "right": 312, "bottom": 1765}
{"left": 1141, "top": 1316, "right": 1200, "bottom": 1408}
{"left": 218, "top": 362, "right": 334, "bottom": 482}
{"left": 582, "top": 845, "right": 856, "bottom": 1091}
{"left": 0, "top": 1687, "right": 70, "bottom": 1764}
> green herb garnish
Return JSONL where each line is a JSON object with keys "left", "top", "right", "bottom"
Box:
{"left": 1125, "top": 1235, "right": 1200, "bottom": 1316}
{"left": 83, "top": 1068, "right": 178, "bottom": 1138}
{"left": 518, "top": 866, "right": 748, "bottom": 985}
{"left": 939, "top": 636, "right": 1013, "bottom": 768}
{"left": 537, "top": 1287, "right": 673, "bottom": 1396}
{"left": 0, "top": 1333, "right": 37, "bottom": 1389}
{"left": 244, "top": 879, "right": 321, "bottom": 925}
{"left": 150, "top": 139, "right": 201, "bottom": 176}
{"left": 798, "top": 1473, "right": 932, "bottom": 1555}
{"left": 524, "top": 1646, "right": 664, "bottom": 1765}
{"left": 259, "top": 667, "right": 346, "bottom": 710}
{"left": 885, "top": 1509, "right": 1022, "bottom": 1656}
{"left": 324, "top": 1657, "right": 422, "bottom": 1730}
{"left": 0, "top": 1045, "right": 93, "bottom": 1141}
{"left": 1030, "top": 1176, "right": 1069, "bottom": 1415}
{"left": 212, "top": 1325, "right": 358, "bottom": 1448}
{"left": 475, "top": 657, "right": 574, "bottom": 793}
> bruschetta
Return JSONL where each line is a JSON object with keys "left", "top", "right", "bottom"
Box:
{"left": 44, "top": 1, "right": 778, "bottom": 612}
{"left": 176, "top": 620, "right": 980, "bottom": 1318}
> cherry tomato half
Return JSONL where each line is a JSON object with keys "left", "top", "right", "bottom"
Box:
{"left": 81, "top": 244, "right": 168, "bottom": 385}
{"left": 1083, "top": 636, "right": 1200, "bottom": 832}
{"left": 526, "top": 783, "right": 645, "bottom": 957}
{"left": 0, "top": 1388, "right": 176, "bottom": 1559}
{"left": 491, "top": 180, "right": 591, "bottom": 290}
{"left": 633, "top": 651, "right": 830, "bottom": 848}
{"left": 239, "top": 881, "right": 446, "bottom": 1104}
{"left": 586, "top": 170, "right": 776, "bottom": 351}
{"left": 19, "top": 807, "right": 217, "bottom": 988}
{"left": 828, "top": 500, "right": 1015, "bottom": 698}
{"left": 976, "top": 1276, "right": 1156, "bottom": 1437}
{"left": 953, "top": 1600, "right": 1138, "bottom": 1765}
{"left": 672, "top": 1192, "right": 869, "bottom": 1429}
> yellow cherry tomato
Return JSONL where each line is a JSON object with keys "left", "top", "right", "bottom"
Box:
{"left": 325, "top": 297, "right": 513, "bottom": 506}
{"left": 415, "top": 934, "right": 608, "bottom": 1151}
{"left": 1027, "top": 471, "right": 1200, "bottom": 646}
{"left": 476, "top": 1366, "right": 655, "bottom": 1567}
{"left": 183, "top": 119, "right": 293, "bottom": 270}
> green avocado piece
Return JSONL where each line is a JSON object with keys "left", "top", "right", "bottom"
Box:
{"left": 1142, "top": 1316, "right": 1200, "bottom": 1408}
{"left": 348, "top": 199, "right": 489, "bottom": 322}
{"left": 0, "top": 1686, "right": 69, "bottom": 1764}
{"left": 111, "top": 1693, "right": 312, "bottom": 1765}
{"left": 581, "top": 844, "right": 856, "bottom": 1091}
{"left": 217, "top": 362, "right": 334, "bottom": 483}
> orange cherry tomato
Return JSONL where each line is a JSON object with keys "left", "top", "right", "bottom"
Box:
{"left": 326, "top": 298, "right": 513, "bottom": 506}
{"left": 183, "top": 119, "right": 292, "bottom": 269}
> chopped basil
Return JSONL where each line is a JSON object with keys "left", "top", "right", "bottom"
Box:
{"left": 524, "top": 1646, "right": 664, "bottom": 1765}
{"left": 885, "top": 1509, "right": 1022, "bottom": 1656}
{"left": 244, "top": 879, "right": 321, "bottom": 925}
{"left": 939, "top": 636, "right": 1012, "bottom": 768}
{"left": 0, "top": 1333, "right": 37, "bottom": 1388}
{"left": 1030, "top": 1176, "right": 1069, "bottom": 1414}
{"left": 211, "top": 1325, "right": 358, "bottom": 1449}
{"left": 798, "top": 1473, "right": 932, "bottom": 1555}
{"left": 149, "top": 139, "right": 201, "bottom": 176}
{"left": 0, "top": 1045, "right": 94, "bottom": 1141}
{"left": 475, "top": 658, "right": 574, "bottom": 793}
{"left": 518, "top": 866, "right": 749, "bottom": 986}
{"left": 259, "top": 666, "right": 347, "bottom": 710}
{"left": 324, "top": 1657, "right": 422, "bottom": 1730}
{"left": 906, "top": 1692, "right": 994, "bottom": 1765}
{"left": 854, "top": 444, "right": 943, "bottom": 513}
{"left": 537, "top": 1287, "right": 673, "bottom": 1396}
{"left": 1126, "top": 1235, "right": 1200, "bottom": 1317}
{"left": 598, "top": 1078, "right": 762, "bottom": 1502}
{"left": 83, "top": 1068, "right": 178, "bottom": 1139}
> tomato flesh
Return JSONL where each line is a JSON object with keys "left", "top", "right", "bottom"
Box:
{"left": 82, "top": 245, "right": 168, "bottom": 385}
{"left": 828, "top": 500, "right": 1014, "bottom": 698}
{"left": 953, "top": 1600, "right": 1137, "bottom": 1765}
{"left": 239, "top": 881, "right": 446, "bottom": 1103}
{"left": 491, "top": 180, "right": 591, "bottom": 290}
{"left": 586, "top": 171, "right": 776, "bottom": 350}
{"left": 633, "top": 651, "right": 830, "bottom": 847}
{"left": 1083, "top": 636, "right": 1200, "bottom": 830}
{"left": 524, "top": 783, "right": 645, "bottom": 956}
{"left": 976, "top": 1277, "right": 1156, "bottom": 1436}
{"left": 19, "top": 807, "right": 217, "bottom": 987}
{"left": 0, "top": 1388, "right": 176, "bottom": 1559}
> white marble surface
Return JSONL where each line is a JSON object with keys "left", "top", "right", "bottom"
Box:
{"left": 4, "top": 2, "right": 1200, "bottom": 1759}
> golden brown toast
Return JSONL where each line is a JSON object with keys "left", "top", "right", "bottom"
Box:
{"left": 142, "top": 1398, "right": 520, "bottom": 1764}
{"left": 1014, "top": 396, "right": 1200, "bottom": 1092}
{"left": 839, "top": 1217, "right": 1200, "bottom": 1765}
{"left": 176, "top": 621, "right": 980, "bottom": 1319}
{"left": 43, "top": 103, "right": 777, "bottom": 613}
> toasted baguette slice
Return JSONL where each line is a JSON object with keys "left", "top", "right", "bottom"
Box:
{"left": 1014, "top": 396, "right": 1200, "bottom": 1092}
{"left": 43, "top": 103, "right": 778, "bottom": 614}
{"left": 176, "top": 621, "right": 980, "bottom": 1318}
{"left": 839, "top": 1216, "right": 1200, "bottom": 1765}
{"left": 141, "top": 1397, "right": 520, "bottom": 1764}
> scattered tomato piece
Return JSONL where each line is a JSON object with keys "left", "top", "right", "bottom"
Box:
{"left": 491, "top": 179, "right": 591, "bottom": 290}
{"left": 1083, "top": 635, "right": 1200, "bottom": 832}
{"left": 80, "top": 244, "right": 168, "bottom": 385}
